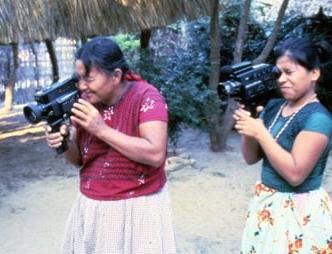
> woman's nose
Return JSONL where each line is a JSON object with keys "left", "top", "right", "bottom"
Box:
{"left": 278, "top": 72, "right": 287, "bottom": 83}
{"left": 78, "top": 79, "right": 88, "bottom": 90}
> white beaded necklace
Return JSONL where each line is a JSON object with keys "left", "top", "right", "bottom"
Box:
{"left": 268, "top": 94, "right": 317, "bottom": 140}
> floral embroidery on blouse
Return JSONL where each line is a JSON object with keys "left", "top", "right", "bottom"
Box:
{"left": 83, "top": 146, "right": 89, "bottom": 158}
{"left": 140, "top": 98, "right": 155, "bottom": 112}
{"left": 138, "top": 174, "right": 145, "bottom": 185}
{"left": 103, "top": 106, "right": 114, "bottom": 120}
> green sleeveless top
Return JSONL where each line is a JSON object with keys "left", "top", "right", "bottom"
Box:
{"left": 260, "top": 98, "right": 332, "bottom": 193}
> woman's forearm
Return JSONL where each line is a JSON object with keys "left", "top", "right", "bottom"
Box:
{"left": 95, "top": 122, "right": 167, "bottom": 168}
{"left": 63, "top": 127, "right": 82, "bottom": 166}
{"left": 241, "top": 135, "right": 262, "bottom": 164}
{"left": 255, "top": 131, "right": 327, "bottom": 186}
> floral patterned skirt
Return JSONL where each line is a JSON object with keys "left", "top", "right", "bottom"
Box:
{"left": 241, "top": 182, "right": 332, "bottom": 254}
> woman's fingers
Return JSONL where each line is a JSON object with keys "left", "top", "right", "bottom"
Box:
{"left": 234, "top": 108, "right": 251, "bottom": 120}
{"left": 72, "top": 99, "right": 93, "bottom": 112}
{"left": 256, "top": 105, "right": 264, "bottom": 114}
{"left": 44, "top": 125, "right": 51, "bottom": 136}
{"left": 47, "top": 133, "right": 64, "bottom": 148}
{"left": 44, "top": 124, "right": 68, "bottom": 148}
{"left": 71, "top": 107, "right": 88, "bottom": 121}
{"left": 72, "top": 103, "right": 88, "bottom": 116}
{"left": 71, "top": 99, "right": 100, "bottom": 122}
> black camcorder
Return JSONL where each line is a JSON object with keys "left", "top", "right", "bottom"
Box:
{"left": 23, "top": 76, "right": 79, "bottom": 154}
{"left": 218, "top": 61, "right": 280, "bottom": 115}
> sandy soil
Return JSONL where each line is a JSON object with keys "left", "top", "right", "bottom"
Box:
{"left": 0, "top": 106, "right": 331, "bottom": 254}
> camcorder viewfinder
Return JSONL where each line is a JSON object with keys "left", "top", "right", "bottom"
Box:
{"left": 218, "top": 61, "right": 281, "bottom": 115}
{"left": 23, "top": 76, "right": 79, "bottom": 154}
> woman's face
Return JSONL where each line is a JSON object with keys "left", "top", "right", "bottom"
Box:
{"left": 75, "top": 60, "right": 120, "bottom": 105}
{"left": 276, "top": 54, "right": 320, "bottom": 102}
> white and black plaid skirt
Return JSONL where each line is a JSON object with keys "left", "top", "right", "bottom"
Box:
{"left": 62, "top": 186, "right": 176, "bottom": 254}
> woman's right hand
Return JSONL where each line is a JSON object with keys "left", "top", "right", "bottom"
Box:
{"left": 44, "top": 124, "right": 69, "bottom": 149}
{"left": 233, "top": 105, "right": 266, "bottom": 139}
{"left": 233, "top": 105, "right": 251, "bottom": 122}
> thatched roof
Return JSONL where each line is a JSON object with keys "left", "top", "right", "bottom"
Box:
{"left": 0, "top": 0, "right": 211, "bottom": 44}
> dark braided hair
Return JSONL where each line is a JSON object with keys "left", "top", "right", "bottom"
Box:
{"left": 75, "top": 36, "right": 129, "bottom": 78}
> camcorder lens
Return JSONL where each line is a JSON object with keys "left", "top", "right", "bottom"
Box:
{"left": 23, "top": 104, "right": 43, "bottom": 124}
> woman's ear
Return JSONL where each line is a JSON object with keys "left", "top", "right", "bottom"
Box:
{"left": 311, "top": 68, "right": 321, "bottom": 82}
{"left": 113, "top": 68, "right": 123, "bottom": 80}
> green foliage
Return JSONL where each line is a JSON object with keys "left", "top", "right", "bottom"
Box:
{"left": 130, "top": 23, "right": 216, "bottom": 143}
{"left": 117, "top": 3, "right": 332, "bottom": 145}
{"left": 122, "top": 3, "right": 267, "bottom": 143}
{"left": 303, "top": 15, "right": 332, "bottom": 112}
{"left": 113, "top": 33, "right": 140, "bottom": 52}
{"left": 156, "top": 46, "right": 215, "bottom": 142}
{"left": 220, "top": 2, "right": 267, "bottom": 63}
{"left": 113, "top": 33, "right": 140, "bottom": 67}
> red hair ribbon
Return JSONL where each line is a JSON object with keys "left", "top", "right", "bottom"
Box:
{"left": 124, "top": 70, "right": 143, "bottom": 81}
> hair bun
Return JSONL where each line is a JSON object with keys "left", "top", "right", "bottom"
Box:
{"left": 315, "top": 40, "right": 332, "bottom": 64}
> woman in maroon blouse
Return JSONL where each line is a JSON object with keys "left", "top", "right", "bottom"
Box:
{"left": 45, "top": 36, "right": 176, "bottom": 254}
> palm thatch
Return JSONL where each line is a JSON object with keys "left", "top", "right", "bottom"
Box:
{"left": 0, "top": 0, "right": 211, "bottom": 44}
{"left": 0, "top": 0, "right": 58, "bottom": 43}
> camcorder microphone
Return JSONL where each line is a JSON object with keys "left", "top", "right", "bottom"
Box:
{"left": 23, "top": 75, "right": 79, "bottom": 154}
{"left": 218, "top": 61, "right": 281, "bottom": 116}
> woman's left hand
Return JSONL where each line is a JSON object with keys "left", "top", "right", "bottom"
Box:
{"left": 233, "top": 106, "right": 266, "bottom": 139}
{"left": 70, "top": 98, "right": 107, "bottom": 135}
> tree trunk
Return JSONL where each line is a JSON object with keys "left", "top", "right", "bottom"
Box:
{"left": 44, "top": 38, "right": 59, "bottom": 82}
{"left": 218, "top": 98, "right": 238, "bottom": 147}
{"left": 208, "top": 0, "right": 223, "bottom": 151}
{"left": 140, "top": 29, "right": 152, "bottom": 49}
{"left": 3, "top": 43, "right": 19, "bottom": 112}
{"left": 216, "top": 0, "right": 252, "bottom": 151}
{"left": 30, "top": 43, "right": 41, "bottom": 89}
{"left": 139, "top": 28, "right": 154, "bottom": 80}
{"left": 81, "top": 36, "right": 87, "bottom": 45}
{"left": 253, "top": 0, "right": 290, "bottom": 64}
{"left": 233, "top": 0, "right": 252, "bottom": 64}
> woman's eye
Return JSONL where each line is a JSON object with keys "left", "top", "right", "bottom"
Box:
{"left": 84, "top": 78, "right": 94, "bottom": 82}
{"left": 284, "top": 70, "right": 295, "bottom": 75}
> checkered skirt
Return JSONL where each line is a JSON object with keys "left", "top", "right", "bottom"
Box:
{"left": 62, "top": 187, "right": 176, "bottom": 254}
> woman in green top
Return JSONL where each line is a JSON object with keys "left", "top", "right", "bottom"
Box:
{"left": 234, "top": 37, "right": 332, "bottom": 254}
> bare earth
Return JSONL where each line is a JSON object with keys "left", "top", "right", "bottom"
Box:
{"left": 0, "top": 106, "right": 331, "bottom": 254}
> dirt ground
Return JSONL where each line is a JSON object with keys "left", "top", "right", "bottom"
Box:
{"left": 0, "top": 106, "right": 331, "bottom": 254}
